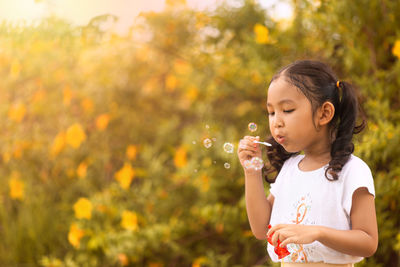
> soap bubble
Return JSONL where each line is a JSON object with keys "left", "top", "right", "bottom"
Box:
{"left": 203, "top": 138, "right": 212, "bottom": 148}
{"left": 223, "top": 142, "right": 234, "bottom": 153}
{"left": 224, "top": 163, "right": 230, "bottom": 169}
{"left": 251, "top": 157, "right": 264, "bottom": 170}
{"left": 244, "top": 159, "right": 252, "bottom": 169}
{"left": 192, "top": 141, "right": 196, "bottom": 144}
{"left": 244, "top": 157, "right": 264, "bottom": 170}
{"left": 212, "top": 137, "right": 217, "bottom": 142}
{"left": 248, "top": 122, "right": 257, "bottom": 132}
{"left": 205, "top": 124, "right": 210, "bottom": 129}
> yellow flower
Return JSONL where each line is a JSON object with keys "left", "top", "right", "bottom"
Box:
{"left": 121, "top": 210, "right": 138, "bottom": 231}
{"left": 31, "top": 89, "right": 45, "bottom": 103}
{"left": 96, "top": 113, "right": 110, "bottom": 131}
{"left": 126, "top": 145, "right": 137, "bottom": 160}
{"left": 166, "top": 0, "right": 186, "bottom": 6}
{"left": 73, "top": 198, "right": 92, "bottom": 220}
{"left": 200, "top": 175, "right": 209, "bottom": 192}
{"left": 9, "top": 172, "right": 24, "bottom": 200}
{"left": 185, "top": 86, "right": 199, "bottom": 102}
{"left": 66, "top": 123, "right": 86, "bottom": 149}
{"left": 50, "top": 132, "right": 66, "bottom": 156}
{"left": 392, "top": 40, "right": 400, "bottom": 59}
{"left": 68, "top": 223, "right": 84, "bottom": 248}
{"left": 3, "top": 152, "right": 11, "bottom": 164}
{"left": 253, "top": 23, "right": 269, "bottom": 44}
{"left": 77, "top": 161, "right": 88, "bottom": 179}
{"left": 115, "top": 163, "right": 135, "bottom": 189}
{"left": 174, "top": 59, "right": 191, "bottom": 75}
{"left": 63, "top": 85, "right": 73, "bottom": 106}
{"left": 10, "top": 59, "right": 21, "bottom": 78}
{"left": 81, "top": 98, "right": 94, "bottom": 114}
{"left": 8, "top": 103, "right": 26, "bottom": 122}
{"left": 165, "top": 74, "right": 177, "bottom": 92}
{"left": 174, "top": 146, "right": 187, "bottom": 168}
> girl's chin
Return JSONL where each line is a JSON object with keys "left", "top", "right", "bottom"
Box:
{"left": 280, "top": 144, "right": 298, "bottom": 153}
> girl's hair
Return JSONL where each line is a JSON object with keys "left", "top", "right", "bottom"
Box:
{"left": 263, "top": 60, "right": 366, "bottom": 182}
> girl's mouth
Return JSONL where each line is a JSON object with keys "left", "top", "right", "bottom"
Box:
{"left": 276, "top": 135, "right": 285, "bottom": 144}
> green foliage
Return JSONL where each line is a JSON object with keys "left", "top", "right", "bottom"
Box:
{"left": 0, "top": 0, "right": 399, "bottom": 266}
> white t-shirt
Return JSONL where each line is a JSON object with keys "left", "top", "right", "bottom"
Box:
{"left": 267, "top": 154, "right": 375, "bottom": 264}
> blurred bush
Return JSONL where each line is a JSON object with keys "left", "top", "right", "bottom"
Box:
{"left": 0, "top": 0, "right": 399, "bottom": 266}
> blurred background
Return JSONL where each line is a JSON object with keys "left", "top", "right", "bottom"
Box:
{"left": 0, "top": 0, "right": 399, "bottom": 266}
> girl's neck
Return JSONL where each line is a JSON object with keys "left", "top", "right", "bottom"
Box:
{"left": 300, "top": 136, "right": 332, "bottom": 171}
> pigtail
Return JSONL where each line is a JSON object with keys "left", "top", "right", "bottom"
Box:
{"left": 262, "top": 135, "right": 298, "bottom": 183}
{"left": 325, "top": 81, "right": 366, "bottom": 180}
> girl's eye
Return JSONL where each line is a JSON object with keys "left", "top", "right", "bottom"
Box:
{"left": 284, "top": 109, "right": 295, "bottom": 113}
{"left": 268, "top": 112, "right": 275, "bottom": 116}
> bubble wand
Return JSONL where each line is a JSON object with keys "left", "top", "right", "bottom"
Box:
{"left": 253, "top": 140, "right": 272, "bottom": 147}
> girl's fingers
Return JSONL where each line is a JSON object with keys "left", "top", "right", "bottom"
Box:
{"left": 279, "top": 237, "right": 296, "bottom": 247}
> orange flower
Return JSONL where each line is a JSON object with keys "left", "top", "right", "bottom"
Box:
{"left": 77, "top": 161, "right": 88, "bottom": 179}
{"left": 81, "top": 98, "right": 94, "bottom": 114}
{"left": 118, "top": 253, "right": 129, "bottom": 266}
{"left": 50, "top": 132, "right": 66, "bottom": 156}
{"left": 68, "top": 223, "right": 84, "bottom": 248}
{"left": 66, "top": 123, "right": 86, "bottom": 148}
{"left": 253, "top": 23, "right": 269, "bottom": 44}
{"left": 96, "top": 113, "right": 110, "bottom": 131}
{"left": 174, "top": 146, "right": 187, "bottom": 168}
{"left": 126, "top": 145, "right": 137, "bottom": 160}
{"left": 9, "top": 172, "right": 24, "bottom": 200}
{"left": 148, "top": 262, "right": 164, "bottom": 267}
{"left": 192, "top": 257, "right": 208, "bottom": 267}
{"left": 121, "top": 210, "right": 138, "bottom": 231}
{"left": 392, "top": 40, "right": 400, "bottom": 59}
{"left": 73, "top": 198, "right": 92, "bottom": 220}
{"left": 115, "top": 163, "right": 135, "bottom": 189}
{"left": 165, "top": 74, "right": 177, "bottom": 92}
{"left": 8, "top": 103, "right": 26, "bottom": 122}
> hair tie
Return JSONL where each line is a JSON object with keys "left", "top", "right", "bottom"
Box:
{"left": 336, "top": 80, "right": 341, "bottom": 88}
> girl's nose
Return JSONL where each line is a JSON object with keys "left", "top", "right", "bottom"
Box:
{"left": 272, "top": 116, "right": 284, "bottom": 128}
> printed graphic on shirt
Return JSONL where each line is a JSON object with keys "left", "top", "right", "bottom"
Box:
{"left": 283, "top": 193, "right": 318, "bottom": 263}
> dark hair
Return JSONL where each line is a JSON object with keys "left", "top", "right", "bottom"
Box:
{"left": 263, "top": 60, "right": 366, "bottom": 182}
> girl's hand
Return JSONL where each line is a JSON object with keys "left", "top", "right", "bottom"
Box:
{"left": 237, "top": 136, "right": 262, "bottom": 170}
{"left": 267, "top": 224, "right": 321, "bottom": 247}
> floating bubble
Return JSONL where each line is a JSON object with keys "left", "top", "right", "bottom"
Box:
{"left": 192, "top": 141, "right": 196, "bottom": 144}
{"left": 194, "top": 169, "right": 198, "bottom": 173}
{"left": 223, "top": 142, "right": 234, "bottom": 153}
{"left": 205, "top": 124, "right": 210, "bottom": 129}
{"left": 251, "top": 157, "right": 264, "bottom": 170}
{"left": 248, "top": 122, "right": 257, "bottom": 132}
{"left": 212, "top": 137, "right": 217, "bottom": 142}
{"left": 213, "top": 161, "right": 216, "bottom": 164}
{"left": 244, "top": 157, "right": 264, "bottom": 170}
{"left": 244, "top": 159, "right": 252, "bottom": 169}
{"left": 224, "top": 163, "right": 230, "bottom": 169}
{"left": 203, "top": 138, "right": 212, "bottom": 148}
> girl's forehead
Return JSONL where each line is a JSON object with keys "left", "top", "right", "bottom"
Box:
{"left": 267, "top": 78, "right": 305, "bottom": 103}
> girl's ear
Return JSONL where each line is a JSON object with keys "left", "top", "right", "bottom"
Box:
{"left": 318, "top": 101, "right": 335, "bottom": 126}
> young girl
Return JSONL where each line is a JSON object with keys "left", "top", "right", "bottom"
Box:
{"left": 237, "top": 60, "right": 378, "bottom": 266}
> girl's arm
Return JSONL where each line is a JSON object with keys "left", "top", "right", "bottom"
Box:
{"left": 238, "top": 136, "right": 274, "bottom": 239}
{"left": 268, "top": 187, "right": 378, "bottom": 257}
{"left": 244, "top": 169, "right": 274, "bottom": 240}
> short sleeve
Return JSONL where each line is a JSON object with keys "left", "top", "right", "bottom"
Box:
{"left": 269, "top": 155, "right": 297, "bottom": 197}
{"left": 269, "top": 172, "right": 283, "bottom": 197}
{"left": 341, "top": 156, "right": 375, "bottom": 217}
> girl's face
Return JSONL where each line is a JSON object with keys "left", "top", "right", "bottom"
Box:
{"left": 267, "top": 77, "right": 320, "bottom": 153}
